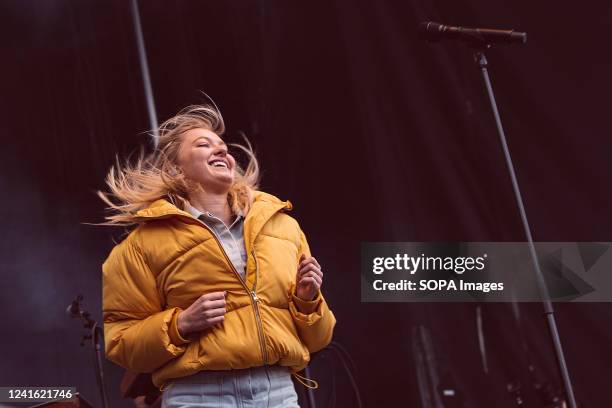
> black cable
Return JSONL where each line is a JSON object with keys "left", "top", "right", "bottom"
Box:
{"left": 91, "top": 324, "right": 110, "bottom": 408}
{"left": 312, "top": 342, "right": 363, "bottom": 408}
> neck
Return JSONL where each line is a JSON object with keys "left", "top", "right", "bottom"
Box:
{"left": 188, "top": 190, "right": 233, "bottom": 226}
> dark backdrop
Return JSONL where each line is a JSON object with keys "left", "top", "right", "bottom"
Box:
{"left": 1, "top": 0, "right": 611, "bottom": 406}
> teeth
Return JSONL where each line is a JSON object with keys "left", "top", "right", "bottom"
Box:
{"left": 210, "top": 160, "right": 227, "bottom": 168}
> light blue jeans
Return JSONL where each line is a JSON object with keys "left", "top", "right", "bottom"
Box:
{"left": 161, "top": 365, "right": 300, "bottom": 408}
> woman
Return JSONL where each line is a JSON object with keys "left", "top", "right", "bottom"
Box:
{"left": 100, "top": 104, "right": 336, "bottom": 407}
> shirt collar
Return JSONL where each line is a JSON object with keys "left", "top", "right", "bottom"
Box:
{"left": 185, "top": 203, "right": 243, "bottom": 229}
{"left": 184, "top": 203, "right": 205, "bottom": 219}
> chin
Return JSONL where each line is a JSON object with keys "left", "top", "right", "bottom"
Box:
{"left": 204, "top": 177, "right": 234, "bottom": 193}
{"left": 218, "top": 173, "right": 235, "bottom": 185}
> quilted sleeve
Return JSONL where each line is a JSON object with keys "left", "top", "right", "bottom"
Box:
{"left": 102, "top": 236, "right": 189, "bottom": 373}
{"left": 288, "top": 228, "right": 337, "bottom": 353}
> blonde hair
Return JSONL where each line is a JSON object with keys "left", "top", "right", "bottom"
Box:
{"left": 97, "top": 104, "right": 260, "bottom": 226}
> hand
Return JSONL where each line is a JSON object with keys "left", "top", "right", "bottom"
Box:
{"left": 295, "top": 254, "right": 323, "bottom": 301}
{"left": 177, "top": 291, "right": 227, "bottom": 337}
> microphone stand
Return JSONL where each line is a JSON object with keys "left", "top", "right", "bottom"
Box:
{"left": 67, "top": 294, "right": 110, "bottom": 408}
{"left": 471, "top": 46, "right": 577, "bottom": 408}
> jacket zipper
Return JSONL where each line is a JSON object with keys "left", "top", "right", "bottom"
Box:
{"left": 190, "top": 217, "right": 268, "bottom": 365}
{"left": 251, "top": 249, "right": 268, "bottom": 364}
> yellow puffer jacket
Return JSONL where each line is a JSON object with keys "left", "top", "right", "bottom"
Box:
{"left": 102, "top": 191, "right": 336, "bottom": 390}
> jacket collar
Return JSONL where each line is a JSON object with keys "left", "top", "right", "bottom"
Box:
{"left": 133, "top": 191, "right": 292, "bottom": 248}
{"left": 133, "top": 199, "right": 192, "bottom": 220}
{"left": 243, "top": 191, "right": 292, "bottom": 252}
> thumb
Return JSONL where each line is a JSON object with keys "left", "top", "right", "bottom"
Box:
{"left": 299, "top": 253, "right": 306, "bottom": 263}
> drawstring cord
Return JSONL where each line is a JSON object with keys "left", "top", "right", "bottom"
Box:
{"left": 291, "top": 372, "right": 319, "bottom": 389}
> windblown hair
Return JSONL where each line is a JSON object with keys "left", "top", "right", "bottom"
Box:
{"left": 97, "top": 104, "right": 260, "bottom": 226}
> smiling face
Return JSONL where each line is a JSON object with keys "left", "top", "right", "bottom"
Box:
{"left": 176, "top": 127, "right": 236, "bottom": 194}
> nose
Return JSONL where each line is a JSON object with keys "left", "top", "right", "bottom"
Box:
{"left": 212, "top": 145, "right": 227, "bottom": 156}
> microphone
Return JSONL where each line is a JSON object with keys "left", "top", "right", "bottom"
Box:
{"left": 66, "top": 294, "right": 83, "bottom": 317}
{"left": 418, "top": 22, "right": 526, "bottom": 45}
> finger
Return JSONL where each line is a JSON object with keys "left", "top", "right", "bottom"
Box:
{"left": 298, "top": 275, "right": 318, "bottom": 285}
{"left": 310, "top": 256, "right": 321, "bottom": 269}
{"left": 298, "top": 255, "right": 313, "bottom": 269}
{"left": 299, "top": 263, "right": 322, "bottom": 278}
{"left": 207, "top": 315, "right": 225, "bottom": 326}
{"left": 203, "top": 307, "right": 226, "bottom": 318}
{"left": 300, "top": 270, "right": 319, "bottom": 279}
{"left": 300, "top": 272, "right": 322, "bottom": 287}
{"left": 201, "top": 291, "right": 227, "bottom": 301}
{"left": 202, "top": 298, "right": 226, "bottom": 310}
{"left": 300, "top": 263, "right": 323, "bottom": 273}
{"left": 299, "top": 254, "right": 306, "bottom": 264}
{"left": 299, "top": 256, "right": 321, "bottom": 271}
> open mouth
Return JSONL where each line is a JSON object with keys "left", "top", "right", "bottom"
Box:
{"left": 208, "top": 159, "right": 229, "bottom": 169}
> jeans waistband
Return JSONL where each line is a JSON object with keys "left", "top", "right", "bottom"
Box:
{"left": 172, "top": 365, "right": 291, "bottom": 385}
